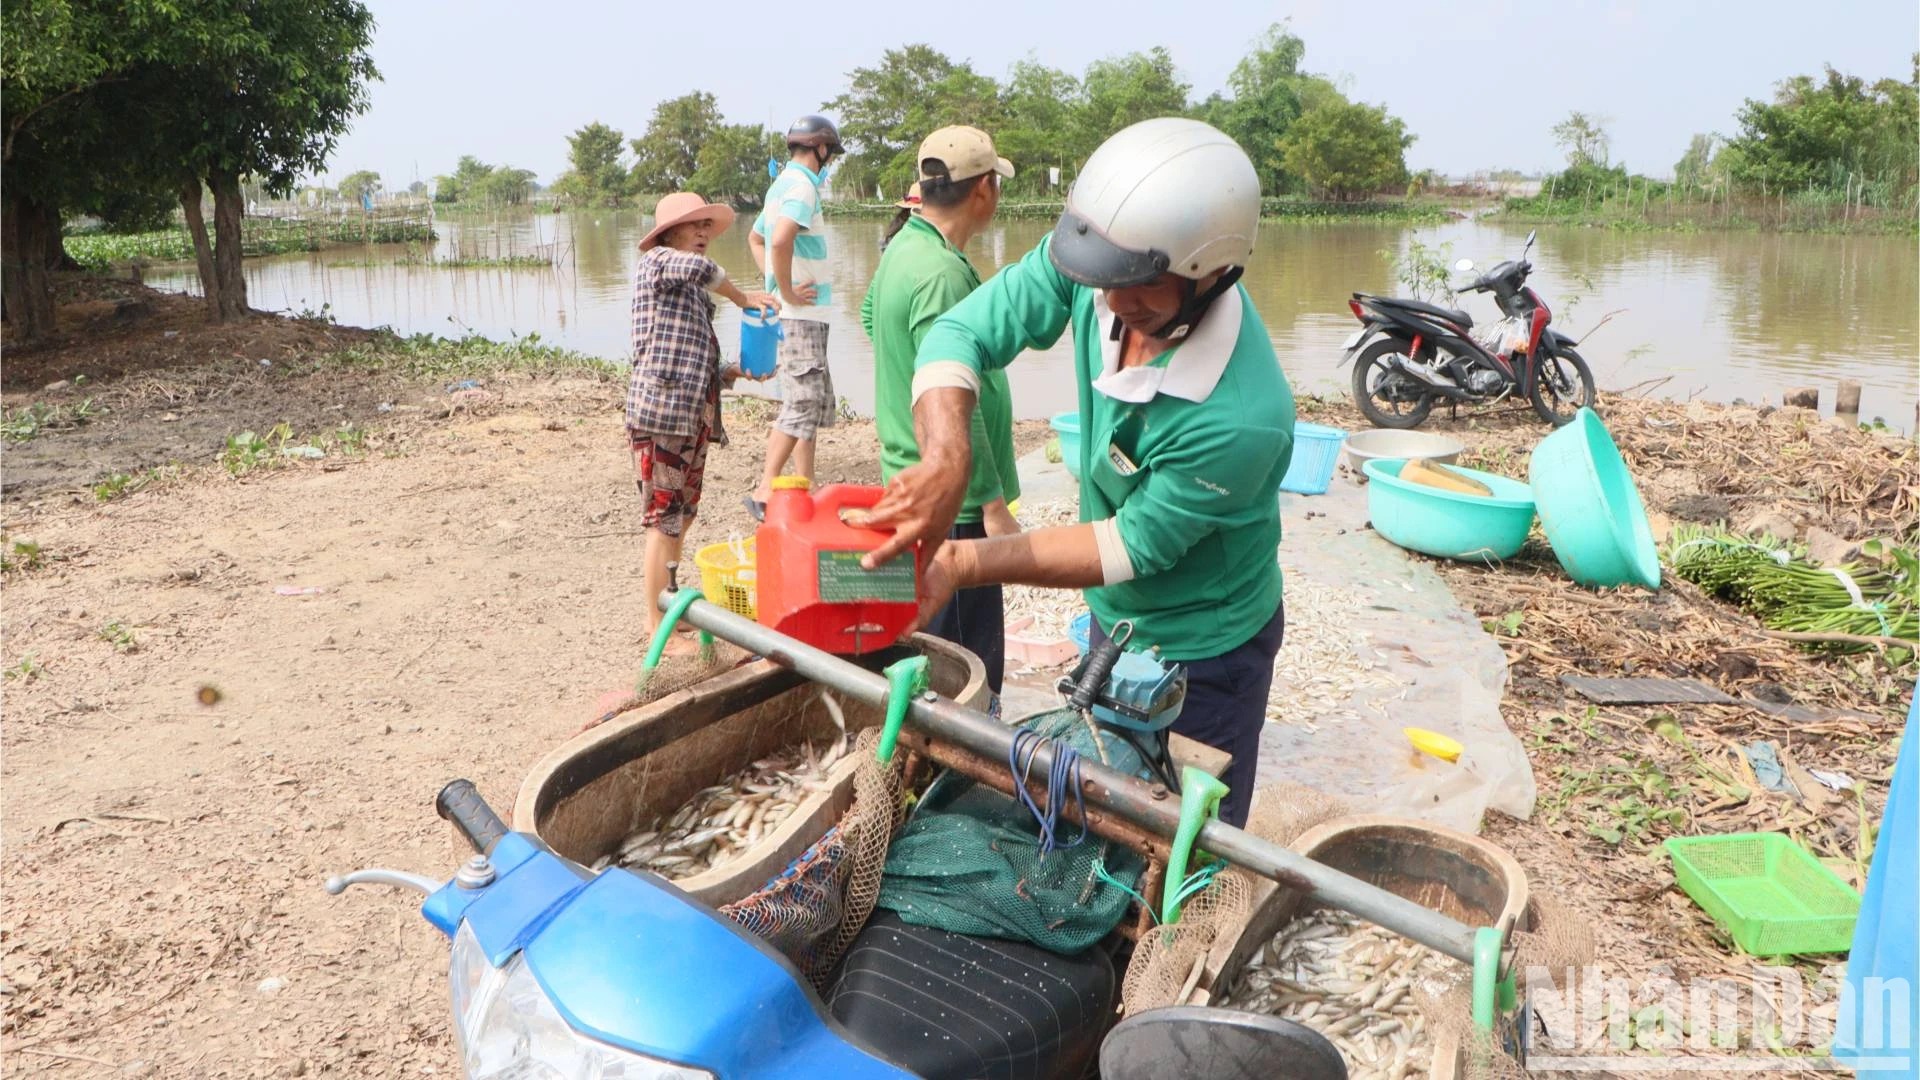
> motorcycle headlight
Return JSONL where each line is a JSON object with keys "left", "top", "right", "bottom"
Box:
{"left": 449, "top": 923, "right": 714, "bottom": 1079}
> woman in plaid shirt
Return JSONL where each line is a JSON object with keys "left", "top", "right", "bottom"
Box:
{"left": 629, "top": 192, "right": 778, "bottom": 653}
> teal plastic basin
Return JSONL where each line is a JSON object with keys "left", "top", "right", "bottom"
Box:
{"left": 1362, "top": 459, "right": 1537, "bottom": 563}
{"left": 1050, "top": 412, "right": 1082, "bottom": 480}
{"left": 1527, "top": 408, "right": 1661, "bottom": 590}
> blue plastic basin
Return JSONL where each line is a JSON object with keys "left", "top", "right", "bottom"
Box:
{"left": 1050, "top": 412, "right": 1083, "bottom": 480}
{"left": 1362, "top": 459, "right": 1537, "bottom": 563}
{"left": 1070, "top": 611, "right": 1092, "bottom": 657}
{"left": 1527, "top": 408, "right": 1661, "bottom": 590}
{"left": 1279, "top": 423, "right": 1348, "bottom": 496}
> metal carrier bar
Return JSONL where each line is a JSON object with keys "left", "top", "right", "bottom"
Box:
{"left": 663, "top": 591, "right": 1484, "bottom": 965}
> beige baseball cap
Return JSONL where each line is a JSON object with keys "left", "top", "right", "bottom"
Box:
{"left": 917, "top": 126, "right": 1015, "bottom": 184}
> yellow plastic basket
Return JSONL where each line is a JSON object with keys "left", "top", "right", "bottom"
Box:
{"left": 695, "top": 536, "right": 757, "bottom": 619}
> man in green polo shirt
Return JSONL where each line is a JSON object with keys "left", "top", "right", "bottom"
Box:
{"left": 861, "top": 126, "right": 1019, "bottom": 699}
{"left": 864, "top": 118, "right": 1294, "bottom": 826}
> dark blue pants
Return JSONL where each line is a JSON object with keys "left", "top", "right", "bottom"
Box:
{"left": 925, "top": 521, "right": 1005, "bottom": 697}
{"left": 1091, "top": 602, "right": 1284, "bottom": 828}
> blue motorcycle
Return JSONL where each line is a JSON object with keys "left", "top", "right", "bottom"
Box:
{"left": 328, "top": 593, "right": 1513, "bottom": 1079}
{"left": 331, "top": 779, "right": 1364, "bottom": 1080}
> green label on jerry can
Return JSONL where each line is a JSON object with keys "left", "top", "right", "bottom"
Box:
{"left": 816, "top": 549, "right": 916, "bottom": 603}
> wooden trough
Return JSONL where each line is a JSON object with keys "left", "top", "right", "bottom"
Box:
{"left": 1184, "top": 814, "right": 1532, "bottom": 1080}
{"left": 512, "top": 636, "right": 987, "bottom": 906}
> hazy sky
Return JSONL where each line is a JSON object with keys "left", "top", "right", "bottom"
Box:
{"left": 322, "top": 0, "right": 1917, "bottom": 188}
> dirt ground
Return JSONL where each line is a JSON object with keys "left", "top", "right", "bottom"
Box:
{"left": 1, "top": 291, "right": 1040, "bottom": 1076}
{"left": 4, "top": 289, "right": 1914, "bottom": 1076}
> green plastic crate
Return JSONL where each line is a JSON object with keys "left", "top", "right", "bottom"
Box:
{"left": 1665, "top": 832, "right": 1861, "bottom": 956}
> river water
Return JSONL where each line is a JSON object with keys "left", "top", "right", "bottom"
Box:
{"left": 147, "top": 211, "right": 1918, "bottom": 430}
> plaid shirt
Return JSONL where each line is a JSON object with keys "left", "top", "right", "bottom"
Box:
{"left": 626, "top": 246, "right": 729, "bottom": 443}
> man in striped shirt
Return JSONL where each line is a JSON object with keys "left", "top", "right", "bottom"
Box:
{"left": 746, "top": 114, "right": 844, "bottom": 519}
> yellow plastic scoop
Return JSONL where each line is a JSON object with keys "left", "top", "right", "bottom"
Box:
{"left": 1405, "top": 727, "right": 1464, "bottom": 763}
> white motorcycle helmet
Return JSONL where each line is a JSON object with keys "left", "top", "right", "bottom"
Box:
{"left": 1049, "top": 117, "right": 1261, "bottom": 340}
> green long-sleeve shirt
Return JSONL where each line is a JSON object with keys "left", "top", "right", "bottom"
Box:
{"left": 862, "top": 215, "right": 1018, "bottom": 524}
{"left": 915, "top": 235, "right": 1296, "bottom": 660}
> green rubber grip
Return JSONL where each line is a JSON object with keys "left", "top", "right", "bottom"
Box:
{"left": 1472, "top": 925, "right": 1503, "bottom": 1034}
{"left": 1161, "top": 765, "right": 1229, "bottom": 926}
{"left": 876, "top": 656, "right": 928, "bottom": 763}
{"left": 642, "top": 590, "right": 706, "bottom": 671}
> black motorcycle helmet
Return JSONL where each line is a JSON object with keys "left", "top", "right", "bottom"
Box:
{"left": 786, "top": 114, "right": 845, "bottom": 157}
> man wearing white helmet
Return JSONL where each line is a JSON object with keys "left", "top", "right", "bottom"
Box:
{"left": 863, "top": 118, "right": 1296, "bottom": 826}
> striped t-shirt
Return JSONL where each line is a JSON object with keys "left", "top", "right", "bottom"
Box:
{"left": 753, "top": 161, "right": 833, "bottom": 319}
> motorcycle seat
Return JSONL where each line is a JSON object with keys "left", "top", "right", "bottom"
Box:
{"left": 828, "top": 912, "right": 1116, "bottom": 1080}
{"left": 1362, "top": 294, "right": 1473, "bottom": 328}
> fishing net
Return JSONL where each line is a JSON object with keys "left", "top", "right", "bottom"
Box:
{"left": 1120, "top": 864, "right": 1253, "bottom": 1014}
{"left": 875, "top": 705, "right": 1154, "bottom": 955}
{"left": 1413, "top": 894, "right": 1597, "bottom": 1080}
{"left": 581, "top": 650, "right": 735, "bottom": 733}
{"left": 720, "top": 729, "right": 904, "bottom": 986}
{"left": 1119, "top": 782, "right": 1354, "bottom": 1016}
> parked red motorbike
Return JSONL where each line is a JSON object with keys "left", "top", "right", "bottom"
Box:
{"left": 1341, "top": 230, "right": 1596, "bottom": 428}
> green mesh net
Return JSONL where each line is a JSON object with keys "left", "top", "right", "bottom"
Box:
{"left": 875, "top": 705, "right": 1154, "bottom": 955}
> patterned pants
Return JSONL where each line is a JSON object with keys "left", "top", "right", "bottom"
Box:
{"left": 774, "top": 318, "right": 836, "bottom": 439}
{"left": 629, "top": 424, "right": 711, "bottom": 539}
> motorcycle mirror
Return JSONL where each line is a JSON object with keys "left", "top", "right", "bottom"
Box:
{"left": 1098, "top": 1006, "right": 1348, "bottom": 1080}
{"left": 1524, "top": 228, "right": 1537, "bottom": 250}
{"left": 1454, "top": 258, "right": 1476, "bottom": 273}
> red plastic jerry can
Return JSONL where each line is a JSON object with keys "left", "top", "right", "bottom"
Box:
{"left": 754, "top": 478, "right": 921, "bottom": 655}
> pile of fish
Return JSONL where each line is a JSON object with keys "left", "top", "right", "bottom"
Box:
{"left": 1264, "top": 574, "right": 1394, "bottom": 733}
{"left": 1004, "top": 499, "right": 1087, "bottom": 644}
{"left": 1004, "top": 583, "right": 1083, "bottom": 642}
{"left": 594, "top": 693, "right": 851, "bottom": 878}
{"left": 1225, "top": 909, "right": 1441, "bottom": 1079}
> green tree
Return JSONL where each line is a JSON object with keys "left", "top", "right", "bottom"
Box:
{"left": 1079, "top": 47, "right": 1191, "bottom": 149}
{"left": 1551, "top": 111, "right": 1610, "bottom": 168}
{"left": 338, "top": 170, "right": 382, "bottom": 205}
{"left": 630, "top": 91, "right": 723, "bottom": 193}
{"left": 1723, "top": 63, "right": 1918, "bottom": 203}
{"left": 828, "top": 45, "right": 1003, "bottom": 199}
{"left": 1205, "top": 22, "right": 1309, "bottom": 194}
{"left": 434, "top": 155, "right": 494, "bottom": 203}
{"left": 1, "top": 0, "right": 377, "bottom": 333}
{"left": 554, "top": 121, "right": 631, "bottom": 207}
{"left": 406, "top": 179, "right": 428, "bottom": 198}
{"left": 2, "top": 0, "right": 170, "bottom": 335}
{"left": 1279, "top": 98, "right": 1414, "bottom": 200}
{"left": 998, "top": 57, "right": 1085, "bottom": 195}
{"left": 1672, "top": 134, "right": 1720, "bottom": 190}
{"left": 689, "top": 123, "right": 775, "bottom": 208}
{"left": 472, "top": 166, "right": 536, "bottom": 206}
{"left": 163, "top": 0, "right": 377, "bottom": 320}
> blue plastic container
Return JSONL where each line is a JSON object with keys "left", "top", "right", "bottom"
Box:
{"left": 1070, "top": 611, "right": 1092, "bottom": 657}
{"left": 739, "top": 308, "right": 782, "bottom": 378}
{"left": 1527, "top": 408, "right": 1661, "bottom": 590}
{"left": 1279, "top": 423, "right": 1348, "bottom": 495}
{"left": 1833, "top": 678, "right": 1917, "bottom": 1066}
{"left": 1362, "top": 459, "right": 1537, "bottom": 563}
{"left": 1050, "top": 412, "right": 1083, "bottom": 480}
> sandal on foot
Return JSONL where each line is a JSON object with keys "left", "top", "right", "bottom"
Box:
{"left": 743, "top": 495, "right": 766, "bottom": 522}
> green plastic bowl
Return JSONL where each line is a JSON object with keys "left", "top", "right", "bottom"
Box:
{"left": 1361, "top": 459, "right": 1537, "bottom": 563}
{"left": 1527, "top": 408, "right": 1661, "bottom": 590}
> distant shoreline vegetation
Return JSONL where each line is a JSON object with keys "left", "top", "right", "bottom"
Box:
{"left": 1492, "top": 190, "right": 1916, "bottom": 236}
{"left": 64, "top": 213, "right": 436, "bottom": 269}
{"left": 822, "top": 197, "right": 1462, "bottom": 225}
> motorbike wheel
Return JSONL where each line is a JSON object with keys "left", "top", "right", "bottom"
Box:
{"left": 1350, "top": 338, "right": 1434, "bottom": 429}
{"left": 1528, "top": 347, "right": 1597, "bottom": 426}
